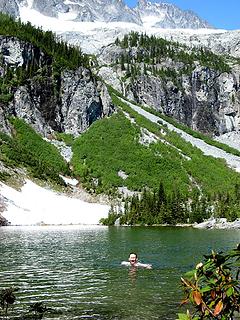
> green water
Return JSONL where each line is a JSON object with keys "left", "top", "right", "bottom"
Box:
{"left": 0, "top": 226, "right": 239, "bottom": 319}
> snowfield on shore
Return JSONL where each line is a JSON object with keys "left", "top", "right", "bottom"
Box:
{"left": 0, "top": 180, "right": 109, "bottom": 226}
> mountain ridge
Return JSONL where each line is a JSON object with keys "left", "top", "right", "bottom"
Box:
{"left": 0, "top": 0, "right": 212, "bottom": 29}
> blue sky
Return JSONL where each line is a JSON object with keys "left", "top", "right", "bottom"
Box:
{"left": 125, "top": 0, "right": 240, "bottom": 30}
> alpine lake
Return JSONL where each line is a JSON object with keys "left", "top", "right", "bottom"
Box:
{"left": 0, "top": 226, "right": 239, "bottom": 319}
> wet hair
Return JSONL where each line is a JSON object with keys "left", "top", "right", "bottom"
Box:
{"left": 129, "top": 252, "right": 138, "bottom": 258}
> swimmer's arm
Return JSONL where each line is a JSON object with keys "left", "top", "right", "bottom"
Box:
{"left": 137, "top": 262, "right": 152, "bottom": 269}
{"left": 121, "top": 261, "right": 130, "bottom": 266}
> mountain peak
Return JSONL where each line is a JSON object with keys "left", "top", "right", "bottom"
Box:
{"left": 138, "top": 0, "right": 148, "bottom": 7}
{"left": 0, "top": 0, "right": 213, "bottom": 30}
{"left": 135, "top": 0, "right": 213, "bottom": 29}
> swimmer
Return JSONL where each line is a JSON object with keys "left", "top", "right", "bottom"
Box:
{"left": 121, "top": 252, "right": 152, "bottom": 269}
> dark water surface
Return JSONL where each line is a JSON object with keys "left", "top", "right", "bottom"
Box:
{"left": 0, "top": 226, "right": 239, "bottom": 319}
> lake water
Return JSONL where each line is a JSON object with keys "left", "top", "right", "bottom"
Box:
{"left": 0, "top": 226, "right": 239, "bottom": 319}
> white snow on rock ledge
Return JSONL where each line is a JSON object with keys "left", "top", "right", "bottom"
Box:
{"left": 0, "top": 180, "right": 109, "bottom": 226}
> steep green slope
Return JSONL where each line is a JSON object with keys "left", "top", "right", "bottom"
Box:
{"left": 72, "top": 95, "right": 239, "bottom": 194}
{"left": 71, "top": 95, "right": 240, "bottom": 224}
{"left": 0, "top": 118, "right": 69, "bottom": 184}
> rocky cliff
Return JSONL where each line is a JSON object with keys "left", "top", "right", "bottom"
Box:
{"left": 0, "top": 36, "right": 114, "bottom": 137}
{"left": 126, "top": 67, "right": 240, "bottom": 135}
{"left": 98, "top": 41, "right": 240, "bottom": 136}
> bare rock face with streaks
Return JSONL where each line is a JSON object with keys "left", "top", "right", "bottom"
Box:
{"left": 99, "top": 44, "right": 240, "bottom": 136}
{"left": 127, "top": 68, "right": 240, "bottom": 135}
{"left": 0, "top": 36, "right": 114, "bottom": 137}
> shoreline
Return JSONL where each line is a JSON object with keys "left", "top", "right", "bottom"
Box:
{"left": 1, "top": 221, "right": 239, "bottom": 229}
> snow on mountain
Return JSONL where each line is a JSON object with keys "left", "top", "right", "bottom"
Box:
{"left": 0, "top": 0, "right": 239, "bottom": 59}
{"left": 136, "top": 0, "right": 212, "bottom": 29}
{"left": 16, "top": 1, "right": 225, "bottom": 54}
{"left": 10, "top": 0, "right": 212, "bottom": 29}
{"left": 18, "top": 0, "right": 142, "bottom": 24}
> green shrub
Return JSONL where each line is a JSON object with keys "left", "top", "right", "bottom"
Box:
{"left": 0, "top": 119, "right": 69, "bottom": 184}
{"left": 178, "top": 246, "right": 240, "bottom": 320}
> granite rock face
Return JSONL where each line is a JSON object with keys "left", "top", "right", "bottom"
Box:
{"left": 136, "top": 0, "right": 212, "bottom": 29}
{"left": 0, "top": 0, "right": 19, "bottom": 18}
{"left": 126, "top": 69, "right": 240, "bottom": 135}
{"left": 99, "top": 44, "right": 240, "bottom": 136}
{"left": 0, "top": 36, "right": 114, "bottom": 137}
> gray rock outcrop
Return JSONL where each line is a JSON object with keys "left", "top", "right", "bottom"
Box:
{"left": 127, "top": 69, "right": 240, "bottom": 135}
{"left": 194, "top": 217, "right": 240, "bottom": 229}
{"left": 0, "top": 36, "right": 114, "bottom": 137}
{"left": 0, "top": 0, "right": 19, "bottom": 18}
{"left": 99, "top": 44, "right": 240, "bottom": 136}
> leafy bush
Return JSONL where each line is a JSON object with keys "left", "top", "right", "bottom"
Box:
{"left": 55, "top": 132, "right": 75, "bottom": 146}
{"left": 178, "top": 246, "right": 240, "bottom": 320}
{"left": 0, "top": 287, "right": 18, "bottom": 316}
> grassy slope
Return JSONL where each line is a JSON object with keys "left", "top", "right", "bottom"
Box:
{"left": 0, "top": 118, "right": 69, "bottom": 184}
{"left": 71, "top": 95, "right": 240, "bottom": 197}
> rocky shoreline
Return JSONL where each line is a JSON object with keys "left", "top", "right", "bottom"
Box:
{"left": 0, "top": 214, "right": 9, "bottom": 226}
{"left": 193, "top": 218, "right": 240, "bottom": 230}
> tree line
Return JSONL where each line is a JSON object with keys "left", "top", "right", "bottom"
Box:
{"left": 101, "top": 181, "right": 240, "bottom": 226}
{"left": 114, "top": 31, "right": 230, "bottom": 82}
{"left": 0, "top": 13, "right": 89, "bottom": 102}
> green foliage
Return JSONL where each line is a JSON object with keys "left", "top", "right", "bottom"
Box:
{"left": 0, "top": 13, "right": 88, "bottom": 70}
{"left": 116, "top": 32, "right": 230, "bottom": 77}
{"left": 0, "top": 119, "right": 69, "bottom": 184}
{"left": 111, "top": 93, "right": 240, "bottom": 196}
{"left": 178, "top": 246, "right": 240, "bottom": 319}
{"left": 71, "top": 89, "right": 240, "bottom": 224}
{"left": 0, "top": 171, "right": 10, "bottom": 181}
{"left": 100, "top": 207, "right": 120, "bottom": 226}
{"left": 55, "top": 132, "right": 75, "bottom": 146}
{"left": 71, "top": 111, "right": 191, "bottom": 195}
{"left": 0, "top": 287, "right": 18, "bottom": 316}
{"left": 142, "top": 105, "right": 240, "bottom": 158}
{"left": 0, "top": 93, "right": 13, "bottom": 102}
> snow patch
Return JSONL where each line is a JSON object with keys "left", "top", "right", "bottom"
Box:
{"left": 139, "top": 127, "right": 159, "bottom": 146}
{"left": 215, "top": 131, "right": 240, "bottom": 150}
{"left": 118, "top": 170, "right": 128, "bottom": 180}
{"left": 0, "top": 180, "right": 109, "bottom": 226}
{"left": 60, "top": 175, "right": 78, "bottom": 186}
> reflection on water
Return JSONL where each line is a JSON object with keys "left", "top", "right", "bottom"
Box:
{"left": 0, "top": 225, "right": 239, "bottom": 319}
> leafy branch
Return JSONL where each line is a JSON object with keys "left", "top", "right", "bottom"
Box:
{"left": 178, "top": 245, "right": 240, "bottom": 320}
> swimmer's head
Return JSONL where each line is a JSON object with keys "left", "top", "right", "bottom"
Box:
{"left": 129, "top": 253, "right": 138, "bottom": 266}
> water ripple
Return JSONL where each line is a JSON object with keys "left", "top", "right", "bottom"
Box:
{"left": 0, "top": 226, "right": 239, "bottom": 319}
